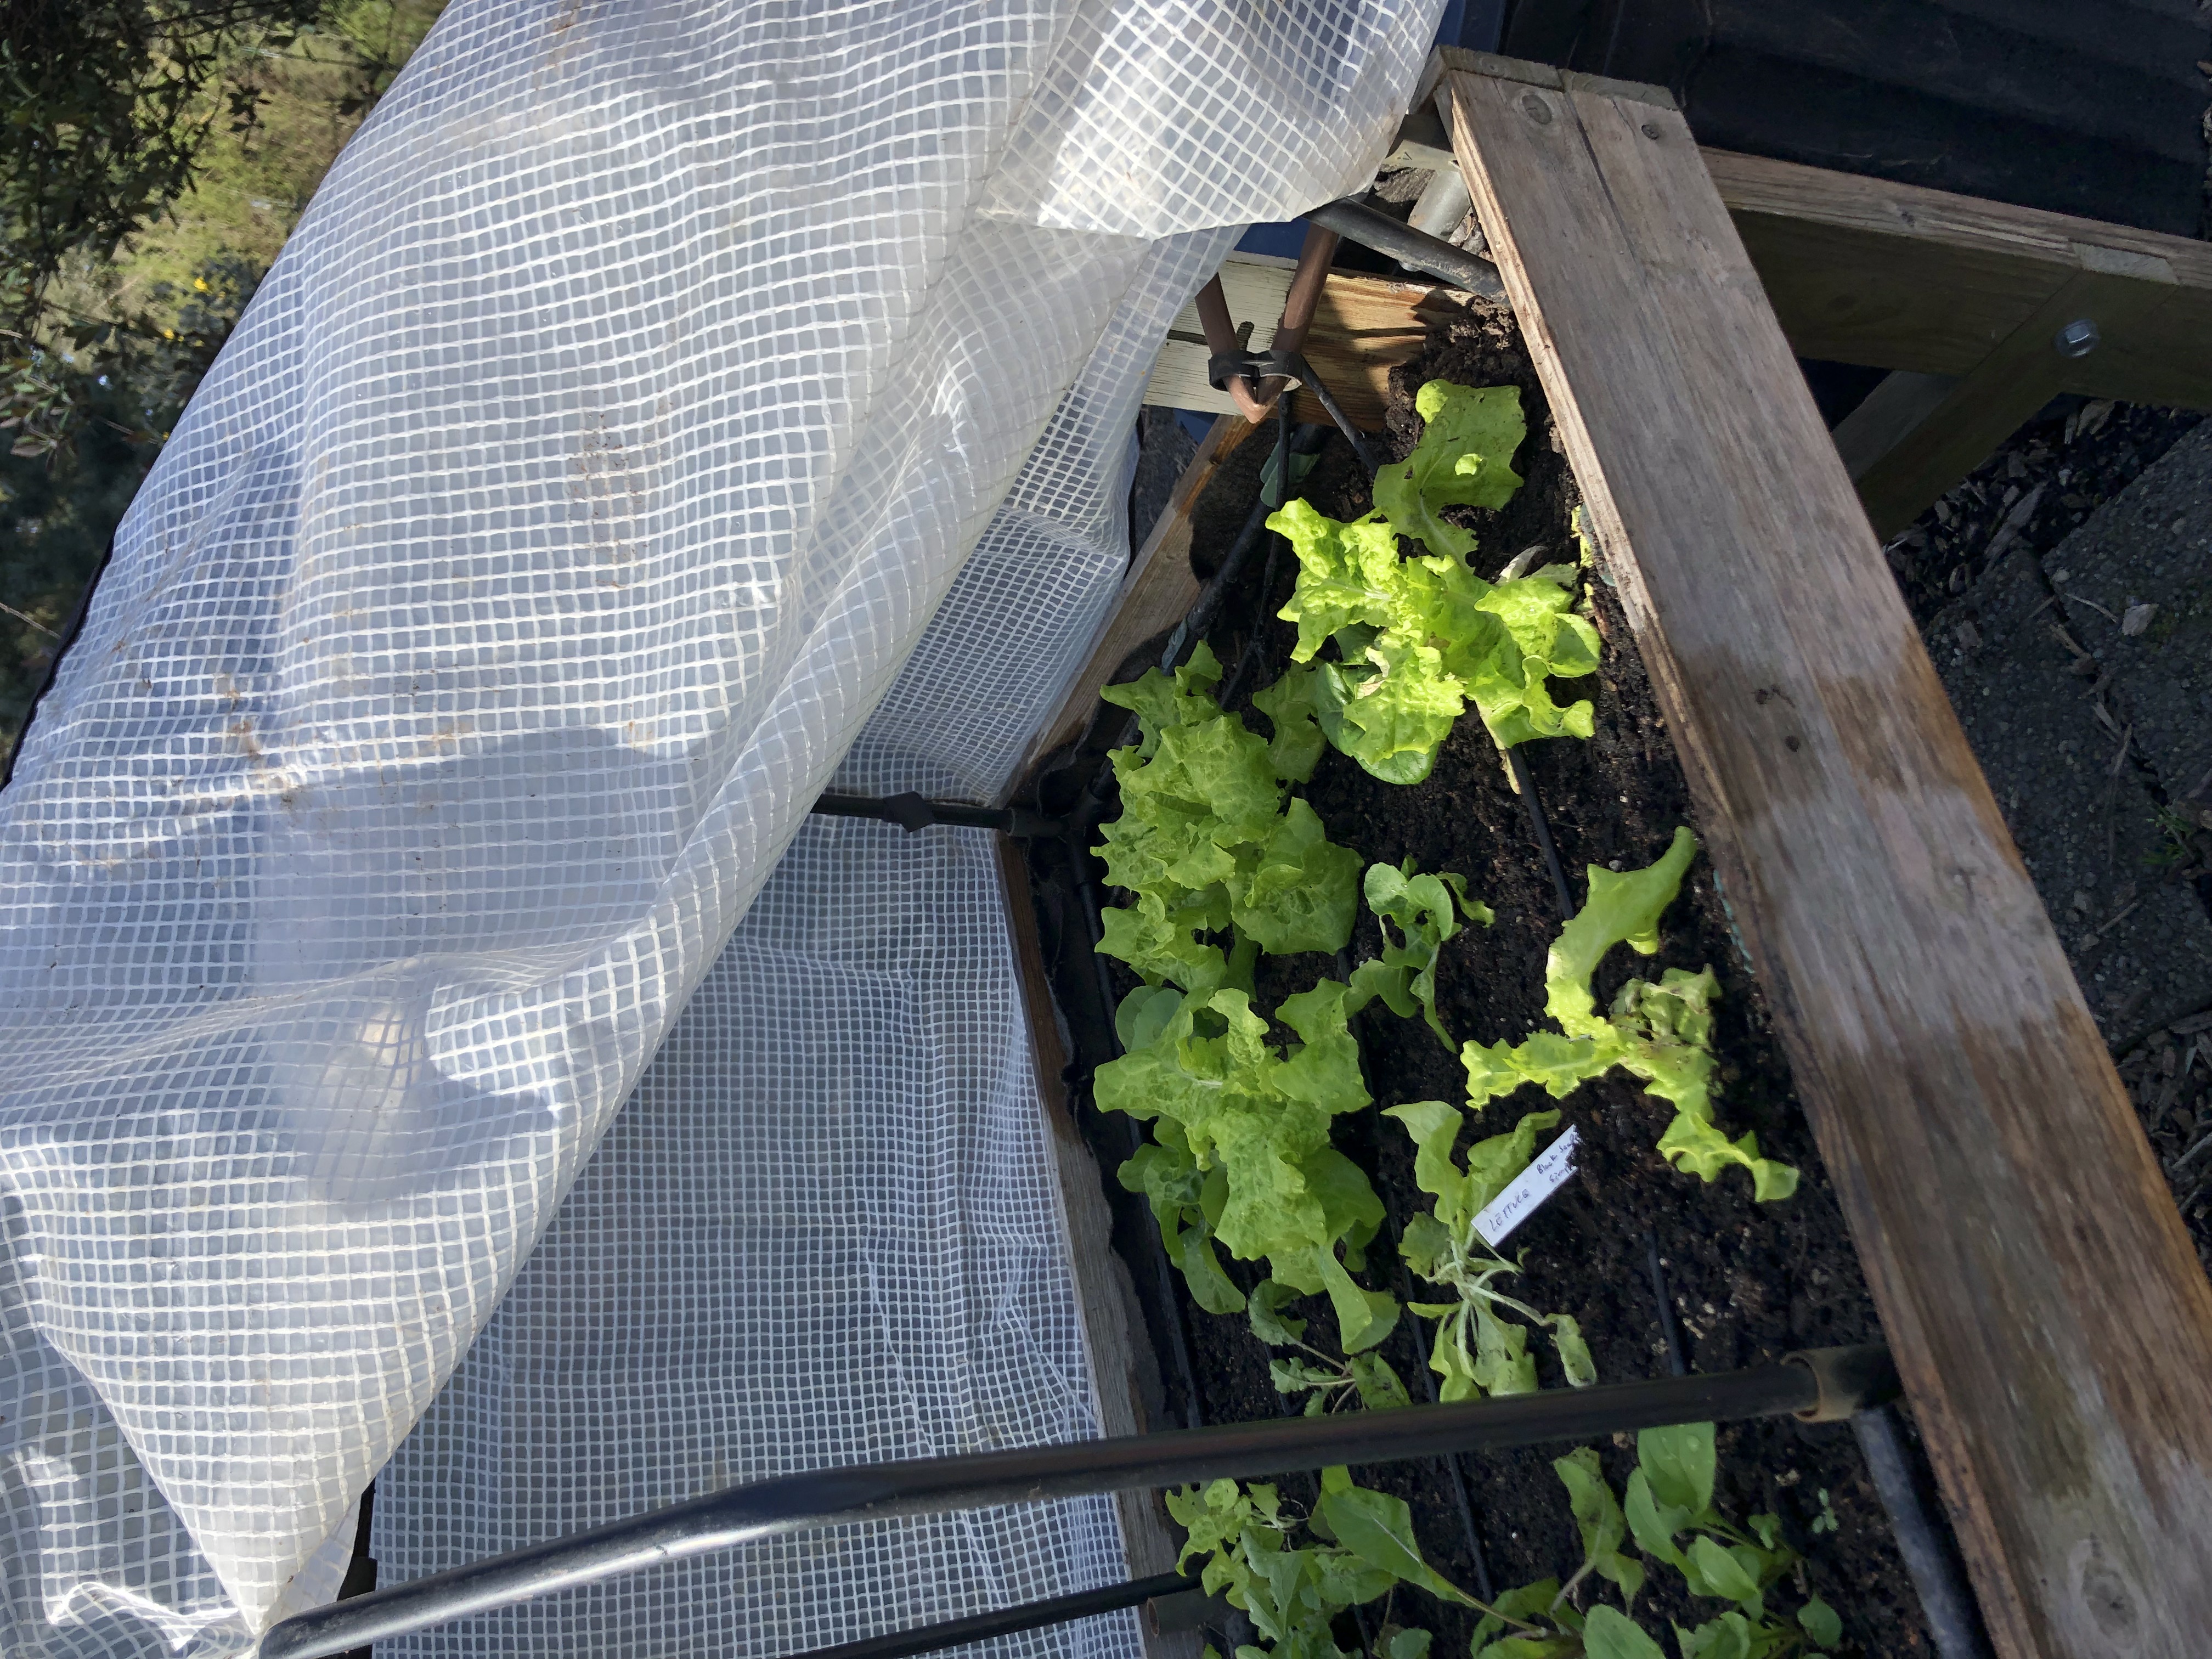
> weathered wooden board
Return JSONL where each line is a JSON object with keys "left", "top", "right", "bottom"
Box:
{"left": 1446, "top": 61, "right": 2212, "bottom": 1659}
{"left": 1141, "top": 254, "right": 1447, "bottom": 430}
{"left": 1705, "top": 147, "right": 2212, "bottom": 411}
{"left": 992, "top": 837, "right": 1197, "bottom": 1659}
{"left": 1011, "top": 414, "right": 1261, "bottom": 791}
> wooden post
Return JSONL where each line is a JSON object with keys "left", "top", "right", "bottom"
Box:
{"left": 1443, "top": 57, "right": 2212, "bottom": 1659}
{"left": 993, "top": 838, "right": 1198, "bottom": 1659}
{"left": 1011, "top": 413, "right": 1261, "bottom": 792}
{"left": 1696, "top": 147, "right": 2212, "bottom": 532}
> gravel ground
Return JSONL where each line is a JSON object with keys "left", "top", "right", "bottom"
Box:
{"left": 1908, "top": 405, "right": 2212, "bottom": 1274}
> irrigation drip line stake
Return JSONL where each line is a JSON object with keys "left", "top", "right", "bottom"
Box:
{"left": 1645, "top": 1232, "right": 1689, "bottom": 1379}
{"left": 774, "top": 1571, "right": 1197, "bottom": 1659}
{"left": 259, "top": 1348, "right": 1896, "bottom": 1659}
{"left": 1209, "top": 345, "right": 1379, "bottom": 476}
{"left": 1505, "top": 746, "right": 1576, "bottom": 920}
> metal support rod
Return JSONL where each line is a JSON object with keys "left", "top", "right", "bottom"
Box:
{"left": 1194, "top": 276, "right": 1272, "bottom": 424}
{"left": 811, "top": 792, "right": 1062, "bottom": 838}
{"left": 260, "top": 1347, "right": 1894, "bottom": 1659}
{"left": 780, "top": 1571, "right": 1195, "bottom": 1659}
{"left": 1304, "top": 197, "right": 1505, "bottom": 302}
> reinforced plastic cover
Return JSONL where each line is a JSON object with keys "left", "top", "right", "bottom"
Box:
{"left": 0, "top": 0, "right": 1442, "bottom": 1652}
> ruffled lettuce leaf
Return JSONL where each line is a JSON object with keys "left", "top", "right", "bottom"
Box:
{"left": 1460, "top": 829, "right": 1798, "bottom": 1200}
{"left": 1373, "top": 380, "right": 1527, "bottom": 558}
{"left": 1102, "top": 980, "right": 1397, "bottom": 1347}
{"left": 1348, "top": 861, "right": 1491, "bottom": 1045}
{"left": 1093, "top": 644, "right": 1358, "bottom": 990}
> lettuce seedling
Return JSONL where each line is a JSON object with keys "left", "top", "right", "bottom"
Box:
{"left": 1473, "top": 1427, "right": 1843, "bottom": 1659}
{"left": 1099, "top": 978, "right": 1399, "bottom": 1351}
{"left": 1459, "top": 829, "right": 1799, "bottom": 1201}
{"left": 1373, "top": 379, "right": 1527, "bottom": 558}
{"left": 1348, "top": 860, "right": 1492, "bottom": 1047}
{"left": 1095, "top": 642, "right": 1361, "bottom": 990}
{"left": 1262, "top": 493, "right": 1600, "bottom": 781}
{"left": 1386, "top": 1102, "right": 1595, "bottom": 1399}
{"left": 1170, "top": 1468, "right": 1468, "bottom": 1659}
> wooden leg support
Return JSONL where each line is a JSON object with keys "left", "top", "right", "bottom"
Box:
{"left": 1849, "top": 251, "right": 2181, "bottom": 535}
{"left": 1446, "top": 60, "right": 2212, "bottom": 1659}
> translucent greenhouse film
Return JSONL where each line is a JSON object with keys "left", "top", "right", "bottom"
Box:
{"left": 0, "top": 0, "right": 1444, "bottom": 1652}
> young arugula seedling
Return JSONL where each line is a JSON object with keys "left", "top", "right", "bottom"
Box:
{"left": 1474, "top": 1426, "right": 1844, "bottom": 1659}
{"left": 1248, "top": 1279, "right": 1412, "bottom": 1415}
{"left": 1459, "top": 829, "right": 1798, "bottom": 1201}
{"left": 1170, "top": 1468, "right": 1472, "bottom": 1659}
{"left": 1386, "top": 1103, "right": 1595, "bottom": 1398}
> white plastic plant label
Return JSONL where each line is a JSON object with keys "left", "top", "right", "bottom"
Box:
{"left": 1474, "top": 1126, "right": 1580, "bottom": 1247}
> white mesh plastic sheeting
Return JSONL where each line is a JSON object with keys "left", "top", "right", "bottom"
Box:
{"left": 0, "top": 0, "right": 1443, "bottom": 1652}
{"left": 371, "top": 818, "right": 1133, "bottom": 1659}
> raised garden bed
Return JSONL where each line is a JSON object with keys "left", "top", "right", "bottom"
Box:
{"left": 1028, "top": 289, "right": 1940, "bottom": 1659}
{"left": 1014, "top": 61, "right": 2212, "bottom": 1659}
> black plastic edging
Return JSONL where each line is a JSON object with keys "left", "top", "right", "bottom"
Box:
{"left": 260, "top": 1350, "right": 1891, "bottom": 1659}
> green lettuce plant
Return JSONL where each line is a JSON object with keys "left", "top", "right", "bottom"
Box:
{"left": 1099, "top": 977, "right": 1400, "bottom": 1351}
{"left": 1458, "top": 830, "right": 1798, "bottom": 1201}
{"left": 1387, "top": 1103, "right": 1595, "bottom": 1400}
{"left": 1472, "top": 1426, "right": 1843, "bottom": 1659}
{"left": 1347, "top": 860, "right": 1490, "bottom": 1047}
{"left": 1251, "top": 378, "right": 1600, "bottom": 786}
{"left": 1373, "top": 379, "right": 1527, "bottom": 557}
{"left": 1170, "top": 1469, "right": 1471, "bottom": 1659}
{"left": 1094, "top": 642, "right": 1361, "bottom": 991}
{"left": 1259, "top": 512, "right": 1599, "bottom": 785}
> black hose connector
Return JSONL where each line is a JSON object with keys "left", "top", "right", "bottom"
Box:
{"left": 812, "top": 792, "right": 1062, "bottom": 838}
{"left": 1304, "top": 196, "right": 1505, "bottom": 302}
{"left": 1782, "top": 1343, "right": 1901, "bottom": 1423}
{"left": 1206, "top": 347, "right": 1380, "bottom": 477}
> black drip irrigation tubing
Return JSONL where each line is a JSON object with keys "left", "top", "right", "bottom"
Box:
{"left": 1642, "top": 1235, "right": 1993, "bottom": 1659}
{"left": 1644, "top": 1232, "right": 1690, "bottom": 1381}
{"left": 259, "top": 1350, "right": 1895, "bottom": 1659}
{"left": 1304, "top": 197, "right": 1506, "bottom": 303}
{"left": 1505, "top": 746, "right": 1576, "bottom": 922}
{"left": 1336, "top": 948, "right": 1498, "bottom": 1605}
{"left": 781, "top": 1570, "right": 1195, "bottom": 1659}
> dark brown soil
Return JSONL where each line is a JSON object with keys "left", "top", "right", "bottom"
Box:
{"left": 1158, "top": 302, "right": 1939, "bottom": 1657}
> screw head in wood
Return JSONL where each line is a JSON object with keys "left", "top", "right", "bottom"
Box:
{"left": 2053, "top": 317, "right": 2100, "bottom": 358}
{"left": 1520, "top": 91, "right": 1553, "bottom": 125}
{"left": 1641, "top": 122, "right": 1663, "bottom": 138}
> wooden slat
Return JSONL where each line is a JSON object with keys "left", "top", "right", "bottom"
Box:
{"left": 1705, "top": 147, "right": 2212, "bottom": 410}
{"left": 1009, "top": 414, "right": 1261, "bottom": 792}
{"left": 1142, "top": 256, "right": 1444, "bottom": 430}
{"left": 992, "top": 837, "right": 1197, "bottom": 1659}
{"left": 1447, "top": 64, "right": 2212, "bottom": 1659}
